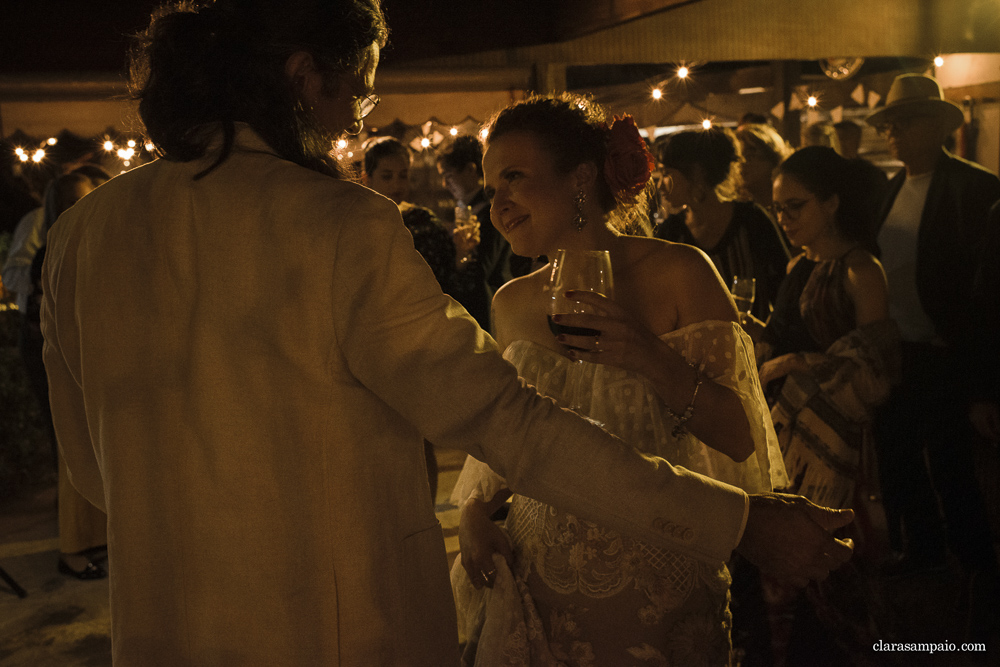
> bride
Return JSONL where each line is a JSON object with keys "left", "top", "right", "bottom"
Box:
{"left": 451, "top": 94, "right": 787, "bottom": 666}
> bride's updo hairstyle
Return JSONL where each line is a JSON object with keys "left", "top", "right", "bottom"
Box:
{"left": 484, "top": 94, "right": 655, "bottom": 234}
{"left": 131, "top": 0, "right": 387, "bottom": 178}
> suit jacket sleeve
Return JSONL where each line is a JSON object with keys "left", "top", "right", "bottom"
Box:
{"left": 330, "top": 193, "right": 747, "bottom": 564}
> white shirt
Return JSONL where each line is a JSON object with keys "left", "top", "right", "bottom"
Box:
{"left": 878, "top": 172, "right": 938, "bottom": 343}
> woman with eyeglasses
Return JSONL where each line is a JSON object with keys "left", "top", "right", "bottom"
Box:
{"left": 755, "top": 146, "right": 899, "bottom": 510}
{"left": 653, "top": 128, "right": 791, "bottom": 323}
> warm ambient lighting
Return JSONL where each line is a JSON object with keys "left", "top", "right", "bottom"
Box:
{"left": 701, "top": 119, "right": 712, "bottom": 130}
{"left": 677, "top": 66, "right": 689, "bottom": 79}
{"left": 807, "top": 95, "right": 819, "bottom": 108}
{"left": 479, "top": 128, "right": 489, "bottom": 141}
{"left": 934, "top": 56, "right": 945, "bottom": 67}
{"left": 651, "top": 88, "right": 663, "bottom": 100}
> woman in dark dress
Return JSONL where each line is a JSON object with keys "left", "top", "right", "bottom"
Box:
{"left": 756, "top": 146, "right": 898, "bottom": 509}
{"left": 653, "top": 128, "right": 790, "bottom": 322}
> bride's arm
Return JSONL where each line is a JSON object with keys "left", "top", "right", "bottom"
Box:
{"left": 553, "top": 245, "right": 755, "bottom": 462}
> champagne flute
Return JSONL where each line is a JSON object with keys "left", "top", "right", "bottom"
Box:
{"left": 547, "top": 249, "right": 614, "bottom": 351}
{"left": 730, "top": 276, "right": 756, "bottom": 318}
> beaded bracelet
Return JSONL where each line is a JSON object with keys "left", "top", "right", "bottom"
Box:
{"left": 666, "top": 369, "right": 702, "bottom": 437}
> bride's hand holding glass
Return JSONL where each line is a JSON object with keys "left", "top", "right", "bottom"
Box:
{"left": 551, "top": 290, "right": 664, "bottom": 374}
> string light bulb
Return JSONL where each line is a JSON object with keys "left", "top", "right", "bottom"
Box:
{"left": 32, "top": 149, "right": 45, "bottom": 163}
{"left": 103, "top": 140, "right": 114, "bottom": 151}
{"left": 127, "top": 139, "right": 136, "bottom": 148}
{"left": 449, "top": 127, "right": 458, "bottom": 136}
{"left": 701, "top": 119, "right": 712, "bottom": 130}
{"left": 14, "top": 147, "right": 24, "bottom": 157}
{"left": 934, "top": 56, "right": 945, "bottom": 67}
{"left": 807, "top": 95, "right": 819, "bottom": 108}
{"left": 420, "top": 137, "right": 431, "bottom": 148}
{"left": 145, "top": 142, "right": 155, "bottom": 152}
{"left": 479, "top": 128, "right": 489, "bottom": 141}
{"left": 47, "top": 137, "right": 57, "bottom": 146}
{"left": 651, "top": 88, "right": 663, "bottom": 100}
{"left": 677, "top": 66, "right": 689, "bottom": 79}
{"left": 336, "top": 139, "right": 348, "bottom": 149}
{"left": 18, "top": 153, "right": 29, "bottom": 162}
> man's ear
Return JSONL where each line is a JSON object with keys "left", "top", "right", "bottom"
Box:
{"left": 285, "top": 51, "right": 321, "bottom": 101}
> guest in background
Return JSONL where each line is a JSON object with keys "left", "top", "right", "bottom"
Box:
{"left": 362, "top": 136, "right": 477, "bottom": 297}
{"left": 866, "top": 75, "right": 1000, "bottom": 596}
{"left": 756, "top": 147, "right": 898, "bottom": 510}
{"left": 801, "top": 121, "right": 841, "bottom": 154}
{"left": 654, "top": 127, "right": 790, "bottom": 322}
{"left": 736, "top": 122, "right": 791, "bottom": 211}
{"left": 437, "top": 136, "right": 531, "bottom": 332}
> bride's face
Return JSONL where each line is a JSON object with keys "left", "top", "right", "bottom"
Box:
{"left": 483, "top": 130, "right": 579, "bottom": 258}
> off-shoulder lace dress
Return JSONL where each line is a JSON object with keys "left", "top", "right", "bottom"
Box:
{"left": 451, "top": 321, "right": 787, "bottom": 667}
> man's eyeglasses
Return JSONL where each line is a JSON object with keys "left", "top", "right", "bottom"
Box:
{"left": 355, "top": 93, "right": 379, "bottom": 119}
{"left": 770, "top": 197, "right": 813, "bottom": 220}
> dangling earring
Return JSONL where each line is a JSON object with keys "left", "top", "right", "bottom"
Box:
{"left": 573, "top": 191, "right": 587, "bottom": 231}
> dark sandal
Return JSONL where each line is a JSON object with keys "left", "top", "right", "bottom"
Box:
{"left": 58, "top": 558, "right": 107, "bottom": 580}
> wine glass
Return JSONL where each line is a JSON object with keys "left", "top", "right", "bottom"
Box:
{"left": 547, "top": 249, "right": 614, "bottom": 350}
{"left": 730, "top": 276, "right": 756, "bottom": 318}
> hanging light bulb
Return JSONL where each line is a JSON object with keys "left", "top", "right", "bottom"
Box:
{"left": 479, "top": 128, "right": 489, "bottom": 141}
{"left": 47, "top": 137, "right": 57, "bottom": 146}
{"left": 14, "top": 147, "right": 24, "bottom": 157}
{"left": 145, "top": 142, "right": 155, "bottom": 152}
{"left": 336, "top": 139, "right": 348, "bottom": 149}
{"left": 449, "top": 127, "right": 458, "bottom": 136}
{"left": 651, "top": 88, "right": 663, "bottom": 100}
{"left": 32, "top": 149, "right": 46, "bottom": 163}
{"left": 701, "top": 119, "right": 712, "bottom": 130}
{"left": 127, "top": 139, "right": 137, "bottom": 148}
{"left": 103, "top": 140, "right": 114, "bottom": 151}
{"left": 677, "top": 66, "right": 689, "bottom": 79}
{"left": 420, "top": 137, "right": 431, "bottom": 149}
{"left": 807, "top": 95, "right": 819, "bottom": 108}
{"left": 934, "top": 56, "right": 945, "bottom": 67}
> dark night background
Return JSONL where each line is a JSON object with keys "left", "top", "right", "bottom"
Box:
{"left": 0, "top": 0, "right": 560, "bottom": 75}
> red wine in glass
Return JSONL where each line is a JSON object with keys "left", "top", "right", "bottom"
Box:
{"left": 547, "top": 249, "right": 614, "bottom": 354}
{"left": 547, "top": 315, "right": 600, "bottom": 351}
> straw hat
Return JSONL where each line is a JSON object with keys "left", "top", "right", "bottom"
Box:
{"left": 866, "top": 74, "right": 964, "bottom": 132}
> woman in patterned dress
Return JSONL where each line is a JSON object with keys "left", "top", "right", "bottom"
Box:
{"left": 450, "top": 94, "right": 787, "bottom": 666}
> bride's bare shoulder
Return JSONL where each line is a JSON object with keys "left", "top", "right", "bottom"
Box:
{"left": 621, "top": 235, "right": 713, "bottom": 277}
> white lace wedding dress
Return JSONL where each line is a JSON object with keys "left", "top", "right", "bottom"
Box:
{"left": 451, "top": 321, "right": 787, "bottom": 667}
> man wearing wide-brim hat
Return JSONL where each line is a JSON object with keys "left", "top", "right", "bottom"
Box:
{"left": 867, "top": 73, "right": 1000, "bottom": 633}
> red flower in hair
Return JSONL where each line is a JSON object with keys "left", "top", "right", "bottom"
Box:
{"left": 603, "top": 115, "right": 655, "bottom": 200}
